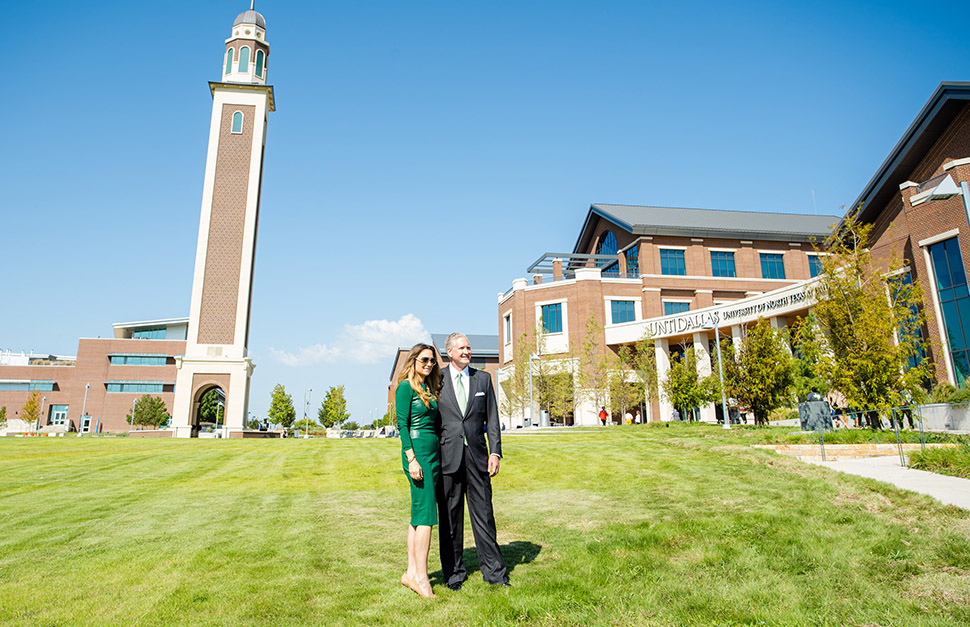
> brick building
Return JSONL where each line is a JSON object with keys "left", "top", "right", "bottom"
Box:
{"left": 497, "top": 81, "right": 970, "bottom": 429}
{"left": 387, "top": 334, "right": 500, "bottom": 414}
{"left": 0, "top": 318, "right": 186, "bottom": 434}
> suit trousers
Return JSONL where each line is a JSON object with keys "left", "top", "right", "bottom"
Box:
{"left": 438, "top": 445, "right": 508, "bottom": 585}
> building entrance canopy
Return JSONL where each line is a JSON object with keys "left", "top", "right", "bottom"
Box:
{"left": 605, "top": 277, "right": 821, "bottom": 345}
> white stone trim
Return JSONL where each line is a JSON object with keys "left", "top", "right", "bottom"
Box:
{"left": 639, "top": 273, "right": 793, "bottom": 283}
{"left": 604, "top": 296, "right": 642, "bottom": 326}
{"left": 534, "top": 299, "right": 569, "bottom": 354}
{"left": 918, "top": 229, "right": 960, "bottom": 248}
{"left": 921, "top": 246, "right": 955, "bottom": 385}
{"left": 943, "top": 157, "right": 970, "bottom": 171}
{"left": 657, "top": 245, "right": 688, "bottom": 250}
{"left": 708, "top": 247, "right": 737, "bottom": 252}
{"left": 899, "top": 180, "right": 919, "bottom": 190}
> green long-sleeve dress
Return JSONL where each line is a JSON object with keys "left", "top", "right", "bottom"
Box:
{"left": 396, "top": 380, "right": 441, "bottom": 526}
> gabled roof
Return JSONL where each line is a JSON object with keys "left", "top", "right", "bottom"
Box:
{"left": 574, "top": 203, "right": 838, "bottom": 252}
{"left": 849, "top": 82, "right": 970, "bottom": 223}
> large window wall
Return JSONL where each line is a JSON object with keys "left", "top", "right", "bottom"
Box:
{"left": 928, "top": 237, "right": 970, "bottom": 383}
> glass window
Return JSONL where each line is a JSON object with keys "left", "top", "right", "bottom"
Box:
{"left": 132, "top": 327, "right": 166, "bottom": 339}
{"left": 597, "top": 232, "right": 619, "bottom": 277}
{"left": 225, "top": 48, "right": 233, "bottom": 75}
{"left": 28, "top": 380, "right": 55, "bottom": 391}
{"left": 611, "top": 300, "right": 636, "bottom": 324}
{"left": 760, "top": 253, "right": 786, "bottom": 279}
{"left": 110, "top": 355, "right": 167, "bottom": 366}
{"left": 660, "top": 249, "right": 686, "bottom": 276}
{"left": 255, "top": 50, "right": 264, "bottom": 77}
{"left": 930, "top": 237, "right": 970, "bottom": 383}
{"left": 238, "top": 46, "right": 250, "bottom": 72}
{"left": 503, "top": 315, "right": 511, "bottom": 343}
{"left": 889, "top": 270, "right": 924, "bottom": 369}
{"left": 106, "top": 382, "right": 164, "bottom": 394}
{"left": 231, "top": 111, "right": 243, "bottom": 134}
{"left": 625, "top": 246, "right": 639, "bottom": 278}
{"left": 0, "top": 381, "right": 29, "bottom": 391}
{"left": 710, "top": 251, "right": 736, "bottom": 278}
{"left": 541, "top": 303, "right": 563, "bottom": 334}
{"left": 664, "top": 302, "right": 690, "bottom": 316}
{"left": 808, "top": 255, "right": 823, "bottom": 278}
{"left": 49, "top": 404, "right": 69, "bottom": 426}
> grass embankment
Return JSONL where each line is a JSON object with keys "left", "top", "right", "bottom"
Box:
{"left": 1, "top": 426, "right": 968, "bottom": 626}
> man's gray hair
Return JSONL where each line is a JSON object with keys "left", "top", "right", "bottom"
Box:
{"left": 445, "top": 332, "right": 468, "bottom": 351}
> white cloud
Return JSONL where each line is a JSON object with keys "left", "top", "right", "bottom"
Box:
{"left": 268, "top": 314, "right": 430, "bottom": 366}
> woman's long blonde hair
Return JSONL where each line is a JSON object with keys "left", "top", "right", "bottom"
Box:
{"left": 397, "top": 343, "right": 441, "bottom": 408}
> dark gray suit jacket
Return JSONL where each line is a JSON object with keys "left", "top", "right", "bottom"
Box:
{"left": 438, "top": 366, "right": 501, "bottom": 474}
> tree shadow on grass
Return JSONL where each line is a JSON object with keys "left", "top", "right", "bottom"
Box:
{"left": 429, "top": 540, "right": 541, "bottom": 585}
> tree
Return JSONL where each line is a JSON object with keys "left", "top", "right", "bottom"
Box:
{"left": 812, "top": 215, "right": 929, "bottom": 414}
{"left": 373, "top": 405, "right": 395, "bottom": 429}
{"left": 126, "top": 395, "right": 170, "bottom": 428}
{"left": 722, "top": 319, "right": 794, "bottom": 426}
{"left": 267, "top": 384, "right": 296, "bottom": 429}
{"left": 342, "top": 420, "right": 360, "bottom": 431}
{"left": 618, "top": 334, "right": 657, "bottom": 420}
{"left": 21, "top": 391, "right": 41, "bottom": 432}
{"left": 294, "top": 418, "right": 317, "bottom": 433}
{"left": 608, "top": 364, "right": 641, "bottom": 422}
{"left": 499, "top": 332, "right": 533, "bottom": 425}
{"left": 789, "top": 313, "right": 828, "bottom": 401}
{"left": 531, "top": 320, "right": 575, "bottom": 424}
{"left": 661, "top": 347, "right": 716, "bottom": 422}
{"left": 577, "top": 315, "right": 611, "bottom": 413}
{"left": 247, "top": 417, "right": 261, "bottom": 430}
{"left": 198, "top": 388, "right": 224, "bottom": 424}
{"left": 0, "top": 406, "right": 7, "bottom": 429}
{"left": 318, "top": 385, "right": 350, "bottom": 428}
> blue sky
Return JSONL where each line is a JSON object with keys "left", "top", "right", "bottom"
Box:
{"left": 3, "top": 0, "right": 969, "bottom": 422}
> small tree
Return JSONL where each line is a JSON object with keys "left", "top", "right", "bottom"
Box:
{"left": 21, "top": 391, "right": 41, "bottom": 432}
{"left": 0, "top": 406, "right": 7, "bottom": 429}
{"left": 294, "top": 418, "right": 318, "bottom": 433}
{"left": 789, "top": 313, "right": 828, "bottom": 401}
{"left": 198, "top": 388, "right": 223, "bottom": 424}
{"left": 661, "top": 347, "right": 716, "bottom": 422}
{"left": 373, "top": 410, "right": 395, "bottom": 429}
{"left": 530, "top": 320, "right": 574, "bottom": 423}
{"left": 577, "top": 315, "right": 611, "bottom": 413}
{"left": 268, "top": 384, "right": 296, "bottom": 429}
{"left": 318, "top": 385, "right": 350, "bottom": 428}
{"left": 247, "top": 417, "right": 261, "bottom": 430}
{"left": 499, "top": 332, "right": 532, "bottom": 425}
{"left": 126, "top": 395, "right": 170, "bottom": 428}
{"left": 342, "top": 420, "right": 360, "bottom": 431}
{"left": 723, "top": 319, "right": 795, "bottom": 426}
{"left": 813, "top": 215, "right": 929, "bottom": 414}
{"left": 618, "top": 334, "right": 657, "bottom": 420}
{"left": 608, "top": 364, "right": 641, "bottom": 422}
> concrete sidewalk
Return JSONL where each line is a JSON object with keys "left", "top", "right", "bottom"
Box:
{"left": 809, "top": 455, "right": 970, "bottom": 510}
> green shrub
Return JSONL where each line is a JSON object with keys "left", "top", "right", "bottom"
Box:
{"left": 931, "top": 381, "right": 957, "bottom": 403}
{"left": 909, "top": 441, "right": 970, "bottom": 479}
{"left": 947, "top": 386, "right": 970, "bottom": 404}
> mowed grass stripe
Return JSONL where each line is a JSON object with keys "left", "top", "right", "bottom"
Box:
{"left": 1, "top": 426, "right": 968, "bottom": 626}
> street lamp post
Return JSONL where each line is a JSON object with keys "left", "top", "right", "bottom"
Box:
{"left": 130, "top": 397, "right": 137, "bottom": 433}
{"left": 39, "top": 396, "right": 46, "bottom": 434}
{"left": 702, "top": 322, "right": 731, "bottom": 431}
{"left": 303, "top": 388, "right": 312, "bottom": 439}
{"left": 77, "top": 383, "right": 90, "bottom": 437}
{"left": 216, "top": 399, "right": 224, "bottom": 437}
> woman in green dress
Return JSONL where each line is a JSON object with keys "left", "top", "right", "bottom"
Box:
{"left": 396, "top": 343, "right": 442, "bottom": 598}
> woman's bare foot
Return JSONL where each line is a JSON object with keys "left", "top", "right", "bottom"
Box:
{"left": 413, "top": 576, "right": 435, "bottom": 599}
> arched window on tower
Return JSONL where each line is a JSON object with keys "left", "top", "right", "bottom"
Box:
{"left": 225, "top": 48, "right": 234, "bottom": 75}
{"left": 255, "top": 50, "right": 264, "bottom": 78}
{"left": 231, "top": 111, "right": 243, "bottom": 134}
{"left": 597, "top": 231, "right": 619, "bottom": 277}
{"left": 238, "top": 46, "right": 250, "bottom": 73}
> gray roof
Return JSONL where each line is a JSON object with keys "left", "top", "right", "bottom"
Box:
{"left": 850, "top": 82, "right": 970, "bottom": 224}
{"left": 431, "top": 333, "right": 499, "bottom": 358}
{"left": 577, "top": 204, "right": 838, "bottom": 251}
{"left": 233, "top": 9, "right": 265, "bottom": 28}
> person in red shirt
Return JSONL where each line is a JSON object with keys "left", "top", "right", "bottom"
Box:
{"left": 598, "top": 406, "right": 608, "bottom": 426}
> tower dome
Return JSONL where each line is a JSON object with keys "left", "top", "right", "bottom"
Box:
{"left": 233, "top": 9, "right": 265, "bottom": 29}
{"left": 223, "top": 4, "right": 269, "bottom": 85}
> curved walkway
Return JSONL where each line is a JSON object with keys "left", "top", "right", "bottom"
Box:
{"left": 810, "top": 455, "right": 970, "bottom": 510}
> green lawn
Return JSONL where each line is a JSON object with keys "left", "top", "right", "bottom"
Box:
{"left": 1, "top": 425, "right": 968, "bottom": 626}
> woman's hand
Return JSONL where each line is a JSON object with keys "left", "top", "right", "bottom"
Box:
{"left": 408, "top": 457, "right": 423, "bottom": 481}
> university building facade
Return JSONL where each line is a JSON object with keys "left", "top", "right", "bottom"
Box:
{"left": 497, "top": 82, "right": 970, "bottom": 429}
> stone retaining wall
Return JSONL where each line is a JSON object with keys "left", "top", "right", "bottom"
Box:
{"left": 753, "top": 442, "right": 956, "bottom": 462}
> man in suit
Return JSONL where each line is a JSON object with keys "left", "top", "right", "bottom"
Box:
{"left": 437, "top": 332, "right": 509, "bottom": 589}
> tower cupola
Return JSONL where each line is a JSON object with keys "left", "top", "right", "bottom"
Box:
{"left": 223, "top": 3, "right": 269, "bottom": 85}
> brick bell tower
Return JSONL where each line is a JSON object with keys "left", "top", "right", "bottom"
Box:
{"left": 172, "top": 4, "right": 275, "bottom": 438}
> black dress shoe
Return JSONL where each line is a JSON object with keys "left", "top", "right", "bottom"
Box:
{"left": 489, "top": 580, "right": 511, "bottom": 587}
{"left": 447, "top": 581, "right": 463, "bottom": 591}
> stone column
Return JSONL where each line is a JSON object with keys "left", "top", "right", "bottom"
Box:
{"left": 655, "top": 338, "right": 672, "bottom": 421}
{"left": 693, "top": 331, "right": 716, "bottom": 423}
